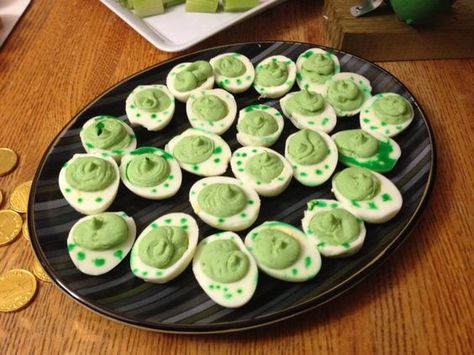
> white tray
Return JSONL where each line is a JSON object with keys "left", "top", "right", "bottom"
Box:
{"left": 100, "top": 0, "right": 287, "bottom": 52}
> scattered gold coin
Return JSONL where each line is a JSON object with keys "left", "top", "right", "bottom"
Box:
{"left": 32, "top": 259, "right": 51, "bottom": 283}
{"left": 0, "top": 269, "right": 37, "bottom": 312}
{"left": 22, "top": 219, "right": 30, "bottom": 241}
{"left": 0, "top": 148, "right": 18, "bottom": 177}
{"left": 0, "top": 210, "right": 22, "bottom": 246}
{"left": 9, "top": 180, "right": 32, "bottom": 214}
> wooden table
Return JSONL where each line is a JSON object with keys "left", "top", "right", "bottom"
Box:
{"left": 1, "top": 1, "right": 472, "bottom": 354}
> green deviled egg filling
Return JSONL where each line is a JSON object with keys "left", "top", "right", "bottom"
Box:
{"left": 237, "top": 110, "right": 278, "bottom": 136}
{"left": 192, "top": 95, "right": 228, "bottom": 121}
{"left": 82, "top": 117, "right": 132, "bottom": 151}
{"left": 252, "top": 228, "right": 300, "bottom": 270}
{"left": 134, "top": 87, "right": 171, "bottom": 113}
{"left": 287, "top": 129, "right": 328, "bottom": 165}
{"left": 284, "top": 90, "right": 325, "bottom": 116}
{"left": 197, "top": 183, "right": 247, "bottom": 217}
{"left": 301, "top": 52, "right": 336, "bottom": 85}
{"left": 334, "top": 167, "right": 380, "bottom": 201}
{"left": 359, "top": 93, "right": 414, "bottom": 138}
{"left": 246, "top": 152, "right": 284, "bottom": 183}
{"left": 210, "top": 52, "right": 255, "bottom": 94}
{"left": 334, "top": 130, "right": 379, "bottom": 158}
{"left": 245, "top": 221, "right": 322, "bottom": 282}
{"left": 126, "top": 84, "right": 175, "bottom": 131}
{"left": 67, "top": 212, "right": 136, "bottom": 275}
{"left": 255, "top": 60, "right": 288, "bottom": 87}
{"left": 230, "top": 146, "right": 293, "bottom": 197}
{"left": 215, "top": 55, "right": 246, "bottom": 78}
{"left": 173, "top": 135, "right": 214, "bottom": 164}
{"left": 186, "top": 89, "right": 237, "bottom": 135}
{"left": 200, "top": 239, "right": 249, "bottom": 283}
{"left": 126, "top": 153, "right": 170, "bottom": 187}
{"left": 73, "top": 213, "right": 128, "bottom": 251}
{"left": 333, "top": 129, "right": 400, "bottom": 172}
{"left": 66, "top": 156, "right": 116, "bottom": 192}
{"left": 327, "top": 79, "right": 364, "bottom": 113}
{"left": 166, "top": 129, "right": 231, "bottom": 176}
{"left": 174, "top": 60, "right": 213, "bottom": 92}
{"left": 138, "top": 226, "right": 188, "bottom": 269}
{"left": 309, "top": 208, "right": 360, "bottom": 246}
{"left": 373, "top": 95, "right": 412, "bottom": 125}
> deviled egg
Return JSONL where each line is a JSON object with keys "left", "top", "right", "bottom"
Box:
{"left": 332, "top": 129, "right": 401, "bottom": 173}
{"left": 189, "top": 176, "right": 260, "bottom": 231}
{"left": 193, "top": 231, "right": 258, "bottom": 308}
{"left": 80, "top": 115, "right": 136, "bottom": 161}
{"left": 59, "top": 154, "right": 120, "bottom": 215}
{"left": 301, "top": 199, "right": 366, "bottom": 257}
{"left": 186, "top": 89, "right": 237, "bottom": 135}
{"left": 125, "top": 85, "right": 175, "bottom": 131}
{"left": 332, "top": 167, "right": 403, "bottom": 224}
{"left": 325, "top": 72, "right": 372, "bottom": 117}
{"left": 210, "top": 52, "right": 255, "bottom": 94}
{"left": 280, "top": 89, "right": 337, "bottom": 133}
{"left": 230, "top": 147, "right": 292, "bottom": 197}
{"left": 130, "top": 213, "right": 199, "bottom": 283}
{"left": 254, "top": 55, "right": 297, "bottom": 98}
{"left": 166, "top": 128, "right": 231, "bottom": 176}
{"left": 284, "top": 129, "right": 338, "bottom": 186}
{"left": 166, "top": 60, "right": 215, "bottom": 102}
{"left": 245, "top": 221, "right": 321, "bottom": 282}
{"left": 296, "top": 48, "right": 341, "bottom": 94}
{"left": 119, "top": 147, "right": 182, "bottom": 200}
{"left": 236, "top": 104, "right": 284, "bottom": 147}
{"left": 360, "top": 92, "right": 415, "bottom": 137}
{"left": 67, "top": 212, "right": 136, "bottom": 276}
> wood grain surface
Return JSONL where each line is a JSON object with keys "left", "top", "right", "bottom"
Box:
{"left": 0, "top": 1, "right": 473, "bottom": 354}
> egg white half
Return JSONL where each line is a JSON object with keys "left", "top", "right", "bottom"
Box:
{"left": 245, "top": 221, "right": 322, "bottom": 282}
{"left": 332, "top": 169, "right": 403, "bottom": 224}
{"left": 324, "top": 72, "right": 372, "bottom": 117}
{"left": 165, "top": 128, "right": 231, "bottom": 177}
{"left": 125, "top": 85, "right": 176, "bottom": 131}
{"left": 360, "top": 93, "right": 415, "bottom": 137}
{"left": 284, "top": 130, "right": 338, "bottom": 187}
{"left": 236, "top": 104, "right": 284, "bottom": 147}
{"left": 301, "top": 199, "right": 366, "bottom": 257}
{"left": 130, "top": 213, "right": 199, "bottom": 284}
{"left": 80, "top": 116, "right": 137, "bottom": 162}
{"left": 189, "top": 176, "right": 261, "bottom": 231}
{"left": 230, "top": 146, "right": 292, "bottom": 197}
{"left": 166, "top": 62, "right": 215, "bottom": 102}
{"left": 254, "top": 55, "right": 297, "bottom": 99}
{"left": 59, "top": 154, "right": 120, "bottom": 215}
{"left": 331, "top": 129, "right": 401, "bottom": 173}
{"left": 296, "top": 48, "right": 341, "bottom": 94}
{"left": 67, "top": 212, "right": 136, "bottom": 276}
{"left": 186, "top": 89, "right": 237, "bottom": 135}
{"left": 119, "top": 147, "right": 182, "bottom": 200}
{"left": 210, "top": 52, "right": 255, "bottom": 94}
{"left": 193, "top": 231, "right": 258, "bottom": 308}
{"left": 280, "top": 91, "right": 337, "bottom": 133}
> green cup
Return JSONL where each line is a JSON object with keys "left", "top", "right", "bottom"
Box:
{"left": 389, "top": 0, "right": 454, "bottom": 25}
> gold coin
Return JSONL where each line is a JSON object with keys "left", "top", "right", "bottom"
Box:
{"left": 32, "top": 259, "right": 51, "bottom": 283}
{"left": 0, "top": 148, "right": 18, "bottom": 177}
{"left": 0, "top": 210, "right": 22, "bottom": 246}
{"left": 22, "top": 219, "right": 30, "bottom": 241}
{"left": 9, "top": 180, "right": 32, "bottom": 214}
{"left": 0, "top": 269, "right": 37, "bottom": 312}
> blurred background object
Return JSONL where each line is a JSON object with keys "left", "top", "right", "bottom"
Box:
{"left": 0, "top": 0, "right": 31, "bottom": 47}
{"left": 325, "top": 0, "right": 474, "bottom": 61}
